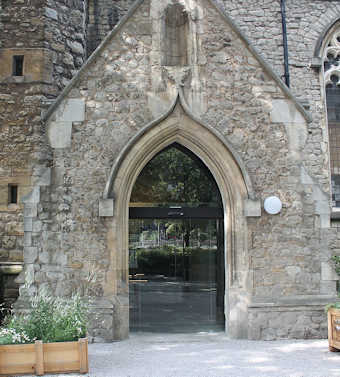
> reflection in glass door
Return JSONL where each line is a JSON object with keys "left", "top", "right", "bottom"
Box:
{"left": 128, "top": 143, "right": 225, "bottom": 333}
{"left": 129, "top": 218, "right": 225, "bottom": 332}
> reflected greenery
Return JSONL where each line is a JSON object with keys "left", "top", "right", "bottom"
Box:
{"left": 129, "top": 246, "right": 216, "bottom": 282}
{"left": 130, "top": 143, "right": 222, "bottom": 208}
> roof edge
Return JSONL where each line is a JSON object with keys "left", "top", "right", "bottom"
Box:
{"left": 44, "top": 0, "right": 312, "bottom": 125}
{"left": 207, "top": 0, "right": 312, "bottom": 124}
{"left": 42, "top": 0, "right": 145, "bottom": 123}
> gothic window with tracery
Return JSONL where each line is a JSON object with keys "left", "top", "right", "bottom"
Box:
{"left": 324, "top": 27, "right": 340, "bottom": 207}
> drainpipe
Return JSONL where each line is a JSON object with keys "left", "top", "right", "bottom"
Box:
{"left": 280, "top": 0, "right": 290, "bottom": 87}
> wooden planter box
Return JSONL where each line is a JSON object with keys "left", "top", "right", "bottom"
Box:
{"left": 328, "top": 308, "right": 340, "bottom": 352}
{"left": 0, "top": 338, "right": 88, "bottom": 376}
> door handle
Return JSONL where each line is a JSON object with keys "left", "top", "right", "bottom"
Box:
{"left": 167, "top": 211, "right": 184, "bottom": 216}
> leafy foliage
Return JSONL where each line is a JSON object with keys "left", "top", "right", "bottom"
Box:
{"left": 325, "top": 302, "right": 340, "bottom": 312}
{"left": 130, "top": 144, "right": 222, "bottom": 207}
{"left": 325, "top": 256, "right": 340, "bottom": 312}
{"left": 331, "top": 255, "right": 340, "bottom": 277}
{"left": 0, "top": 291, "right": 88, "bottom": 344}
{"left": 130, "top": 246, "right": 216, "bottom": 277}
{"left": 0, "top": 328, "right": 34, "bottom": 345}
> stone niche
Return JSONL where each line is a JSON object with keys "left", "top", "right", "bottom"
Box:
{"left": 0, "top": 48, "right": 53, "bottom": 84}
{"left": 162, "top": 2, "right": 189, "bottom": 66}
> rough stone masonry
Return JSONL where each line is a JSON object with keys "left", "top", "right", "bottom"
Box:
{"left": 1, "top": 0, "right": 340, "bottom": 341}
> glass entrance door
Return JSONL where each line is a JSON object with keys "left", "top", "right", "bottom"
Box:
{"left": 128, "top": 143, "right": 225, "bottom": 333}
{"left": 129, "top": 218, "right": 224, "bottom": 332}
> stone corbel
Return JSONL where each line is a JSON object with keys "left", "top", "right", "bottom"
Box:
{"left": 244, "top": 199, "right": 261, "bottom": 217}
{"left": 164, "top": 66, "right": 191, "bottom": 88}
{"left": 99, "top": 199, "right": 114, "bottom": 217}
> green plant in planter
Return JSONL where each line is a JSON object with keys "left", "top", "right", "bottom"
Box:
{"left": 325, "top": 255, "right": 340, "bottom": 313}
{"left": 0, "top": 290, "right": 88, "bottom": 345}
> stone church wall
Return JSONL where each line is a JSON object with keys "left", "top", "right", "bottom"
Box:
{"left": 1, "top": 0, "right": 340, "bottom": 339}
{"left": 37, "top": 0, "right": 336, "bottom": 340}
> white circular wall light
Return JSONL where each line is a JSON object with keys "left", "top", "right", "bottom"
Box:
{"left": 264, "top": 196, "right": 282, "bottom": 215}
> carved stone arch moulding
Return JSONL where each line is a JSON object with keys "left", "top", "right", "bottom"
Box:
{"left": 314, "top": 18, "right": 340, "bottom": 62}
{"left": 323, "top": 25, "right": 340, "bottom": 86}
{"left": 321, "top": 21, "right": 340, "bottom": 207}
{"left": 103, "top": 95, "right": 257, "bottom": 339}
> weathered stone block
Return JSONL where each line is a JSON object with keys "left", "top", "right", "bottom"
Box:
{"left": 24, "top": 247, "right": 38, "bottom": 263}
{"left": 244, "top": 199, "right": 261, "bottom": 217}
{"left": 270, "top": 99, "right": 306, "bottom": 124}
{"left": 99, "top": 199, "right": 114, "bottom": 217}
{"left": 48, "top": 121, "right": 73, "bottom": 148}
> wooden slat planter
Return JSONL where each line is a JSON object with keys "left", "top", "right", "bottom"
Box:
{"left": 328, "top": 308, "right": 340, "bottom": 352}
{"left": 0, "top": 338, "right": 88, "bottom": 376}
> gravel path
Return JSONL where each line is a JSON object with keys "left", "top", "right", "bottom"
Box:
{"left": 32, "top": 333, "right": 340, "bottom": 377}
{"left": 86, "top": 333, "right": 339, "bottom": 377}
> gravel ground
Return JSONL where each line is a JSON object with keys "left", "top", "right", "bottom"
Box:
{"left": 38, "top": 332, "right": 340, "bottom": 377}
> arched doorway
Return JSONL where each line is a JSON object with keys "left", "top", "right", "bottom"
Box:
{"left": 107, "top": 102, "right": 252, "bottom": 339}
{"left": 129, "top": 143, "right": 225, "bottom": 332}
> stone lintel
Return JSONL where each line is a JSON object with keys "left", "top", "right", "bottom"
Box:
{"left": 0, "top": 263, "right": 23, "bottom": 275}
{"left": 99, "top": 199, "right": 114, "bottom": 217}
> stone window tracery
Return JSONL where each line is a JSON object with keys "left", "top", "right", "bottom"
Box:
{"left": 323, "top": 26, "right": 340, "bottom": 207}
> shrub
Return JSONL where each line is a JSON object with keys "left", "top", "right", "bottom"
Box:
{"left": 0, "top": 291, "right": 88, "bottom": 345}
{"left": 0, "top": 328, "right": 34, "bottom": 345}
{"left": 325, "top": 255, "right": 340, "bottom": 312}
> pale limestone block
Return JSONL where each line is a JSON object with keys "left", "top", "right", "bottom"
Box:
{"left": 285, "top": 122, "right": 307, "bottom": 158}
{"left": 270, "top": 99, "right": 305, "bottom": 124}
{"left": 99, "top": 199, "right": 114, "bottom": 217}
{"left": 244, "top": 199, "right": 261, "bottom": 217}
{"left": 25, "top": 264, "right": 35, "bottom": 286}
{"left": 24, "top": 247, "right": 38, "bottom": 263}
{"left": 300, "top": 166, "right": 314, "bottom": 184}
{"left": 24, "top": 218, "right": 33, "bottom": 232}
{"left": 48, "top": 121, "right": 73, "bottom": 148}
{"left": 24, "top": 232, "right": 32, "bottom": 246}
{"left": 33, "top": 167, "right": 51, "bottom": 186}
{"left": 56, "top": 98, "right": 85, "bottom": 122}
{"left": 24, "top": 203, "right": 38, "bottom": 218}
{"left": 21, "top": 186, "right": 40, "bottom": 204}
{"left": 321, "top": 262, "right": 339, "bottom": 281}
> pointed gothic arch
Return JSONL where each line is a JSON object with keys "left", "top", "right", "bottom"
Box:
{"left": 104, "top": 98, "right": 253, "bottom": 339}
{"left": 320, "top": 19, "right": 340, "bottom": 207}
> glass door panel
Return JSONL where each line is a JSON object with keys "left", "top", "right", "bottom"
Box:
{"left": 129, "top": 218, "right": 224, "bottom": 332}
